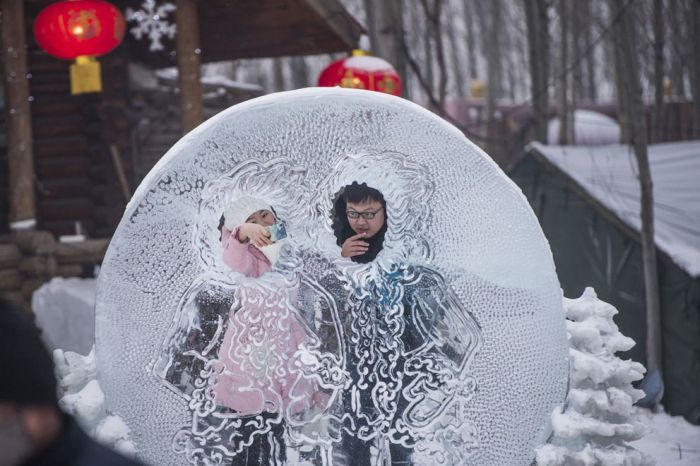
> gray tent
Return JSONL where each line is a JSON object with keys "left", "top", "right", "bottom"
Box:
{"left": 511, "top": 141, "right": 700, "bottom": 424}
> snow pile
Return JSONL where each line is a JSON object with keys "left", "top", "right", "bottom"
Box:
{"left": 32, "top": 277, "right": 97, "bottom": 354}
{"left": 547, "top": 110, "right": 621, "bottom": 146}
{"left": 537, "top": 288, "right": 653, "bottom": 466}
{"left": 54, "top": 347, "right": 136, "bottom": 456}
{"left": 631, "top": 407, "right": 700, "bottom": 465}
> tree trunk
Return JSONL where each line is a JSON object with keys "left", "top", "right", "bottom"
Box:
{"left": 405, "top": 2, "right": 424, "bottom": 98}
{"left": 1, "top": 0, "right": 36, "bottom": 229}
{"left": 175, "top": 0, "right": 204, "bottom": 134}
{"left": 376, "top": 0, "right": 405, "bottom": 75}
{"left": 691, "top": 0, "right": 700, "bottom": 138}
{"left": 367, "top": 0, "right": 401, "bottom": 95}
{"left": 524, "top": 0, "right": 550, "bottom": 142}
{"left": 423, "top": 8, "right": 435, "bottom": 101}
{"left": 446, "top": 4, "right": 465, "bottom": 98}
{"left": 652, "top": 0, "right": 665, "bottom": 143}
{"left": 500, "top": 6, "right": 517, "bottom": 101}
{"left": 612, "top": 8, "right": 627, "bottom": 144}
{"left": 667, "top": 0, "right": 685, "bottom": 99}
{"left": 572, "top": 2, "right": 584, "bottom": 101}
{"left": 489, "top": 0, "right": 504, "bottom": 101}
{"left": 432, "top": 0, "right": 448, "bottom": 108}
{"left": 289, "top": 56, "right": 309, "bottom": 89}
{"left": 462, "top": 0, "right": 479, "bottom": 81}
{"left": 610, "top": 0, "right": 663, "bottom": 380}
{"left": 482, "top": 0, "right": 502, "bottom": 153}
{"left": 477, "top": 0, "right": 500, "bottom": 110}
{"left": 272, "top": 58, "right": 285, "bottom": 92}
{"left": 363, "top": 0, "right": 378, "bottom": 51}
{"left": 557, "top": 0, "right": 572, "bottom": 145}
{"left": 419, "top": 0, "right": 447, "bottom": 110}
{"left": 582, "top": 2, "right": 597, "bottom": 101}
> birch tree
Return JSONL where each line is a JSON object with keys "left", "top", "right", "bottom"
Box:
{"left": 376, "top": 0, "right": 408, "bottom": 91}
{"left": 691, "top": 0, "right": 700, "bottom": 138}
{"left": 651, "top": 0, "right": 665, "bottom": 143}
{"left": 445, "top": 2, "right": 466, "bottom": 98}
{"left": 557, "top": 0, "right": 574, "bottom": 144}
{"left": 610, "top": 0, "right": 663, "bottom": 387}
{"left": 462, "top": 0, "right": 479, "bottom": 84}
{"left": 524, "top": 0, "right": 550, "bottom": 142}
{"left": 419, "top": 0, "right": 448, "bottom": 110}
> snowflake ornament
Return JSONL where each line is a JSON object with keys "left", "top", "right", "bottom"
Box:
{"left": 125, "top": 0, "right": 176, "bottom": 52}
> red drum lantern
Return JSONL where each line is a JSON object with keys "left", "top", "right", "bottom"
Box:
{"left": 34, "top": 0, "right": 125, "bottom": 95}
{"left": 318, "top": 50, "right": 402, "bottom": 97}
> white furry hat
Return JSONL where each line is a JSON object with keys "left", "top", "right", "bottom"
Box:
{"left": 223, "top": 196, "right": 272, "bottom": 229}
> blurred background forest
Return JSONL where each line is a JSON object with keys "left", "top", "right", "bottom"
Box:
{"left": 202, "top": 0, "right": 700, "bottom": 167}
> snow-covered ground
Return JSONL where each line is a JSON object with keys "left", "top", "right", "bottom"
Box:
{"left": 632, "top": 407, "right": 700, "bottom": 465}
{"left": 32, "top": 277, "right": 700, "bottom": 465}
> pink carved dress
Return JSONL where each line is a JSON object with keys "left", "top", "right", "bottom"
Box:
{"left": 214, "top": 227, "right": 317, "bottom": 417}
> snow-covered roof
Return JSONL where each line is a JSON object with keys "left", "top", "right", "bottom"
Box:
{"left": 154, "top": 68, "right": 263, "bottom": 92}
{"left": 547, "top": 109, "right": 621, "bottom": 146}
{"left": 529, "top": 141, "right": 700, "bottom": 277}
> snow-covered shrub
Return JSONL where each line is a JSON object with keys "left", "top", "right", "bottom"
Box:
{"left": 536, "top": 288, "right": 653, "bottom": 466}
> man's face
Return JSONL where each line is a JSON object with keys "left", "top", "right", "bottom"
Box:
{"left": 346, "top": 199, "right": 385, "bottom": 239}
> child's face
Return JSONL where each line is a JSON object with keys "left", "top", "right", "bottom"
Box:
{"left": 245, "top": 209, "right": 276, "bottom": 227}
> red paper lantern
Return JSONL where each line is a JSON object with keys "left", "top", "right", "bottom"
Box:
{"left": 34, "top": 0, "right": 125, "bottom": 94}
{"left": 318, "top": 50, "right": 402, "bottom": 97}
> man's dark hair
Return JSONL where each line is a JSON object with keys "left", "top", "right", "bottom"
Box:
{"left": 332, "top": 182, "right": 388, "bottom": 263}
{"left": 0, "top": 295, "right": 59, "bottom": 406}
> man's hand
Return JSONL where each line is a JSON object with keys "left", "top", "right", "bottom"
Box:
{"left": 238, "top": 223, "right": 272, "bottom": 248}
{"left": 341, "top": 233, "right": 368, "bottom": 258}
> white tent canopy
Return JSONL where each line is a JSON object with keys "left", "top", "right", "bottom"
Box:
{"left": 547, "top": 109, "right": 621, "bottom": 146}
{"left": 530, "top": 141, "right": 700, "bottom": 277}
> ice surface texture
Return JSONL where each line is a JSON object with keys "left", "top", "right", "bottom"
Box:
{"left": 95, "top": 88, "right": 568, "bottom": 465}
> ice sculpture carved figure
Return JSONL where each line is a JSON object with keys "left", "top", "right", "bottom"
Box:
{"left": 95, "top": 88, "right": 569, "bottom": 465}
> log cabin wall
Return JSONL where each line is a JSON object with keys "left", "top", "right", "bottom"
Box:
{"left": 127, "top": 83, "right": 182, "bottom": 184}
{"left": 25, "top": 1, "right": 132, "bottom": 239}
{"left": 128, "top": 74, "right": 263, "bottom": 183}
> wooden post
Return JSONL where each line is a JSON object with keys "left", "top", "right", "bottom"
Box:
{"left": 1, "top": 0, "right": 36, "bottom": 229}
{"left": 175, "top": 0, "right": 204, "bottom": 134}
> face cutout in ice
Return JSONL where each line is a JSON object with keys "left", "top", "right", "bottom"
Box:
{"left": 95, "top": 88, "right": 569, "bottom": 466}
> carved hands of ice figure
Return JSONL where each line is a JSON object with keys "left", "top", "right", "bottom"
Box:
{"left": 399, "top": 267, "right": 482, "bottom": 431}
{"left": 412, "top": 413, "right": 480, "bottom": 466}
{"left": 285, "top": 345, "right": 344, "bottom": 423}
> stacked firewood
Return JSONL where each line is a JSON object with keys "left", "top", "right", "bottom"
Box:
{"left": 0, "top": 231, "right": 108, "bottom": 308}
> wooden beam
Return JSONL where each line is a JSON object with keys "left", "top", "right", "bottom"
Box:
{"left": 1, "top": 0, "right": 36, "bottom": 229}
{"left": 303, "top": 0, "right": 364, "bottom": 51}
{"left": 175, "top": 0, "right": 204, "bottom": 134}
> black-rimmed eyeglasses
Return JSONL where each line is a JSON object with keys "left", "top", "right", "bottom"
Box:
{"left": 347, "top": 208, "right": 382, "bottom": 220}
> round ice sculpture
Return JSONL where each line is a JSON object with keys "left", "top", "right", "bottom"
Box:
{"left": 95, "top": 88, "right": 568, "bottom": 466}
